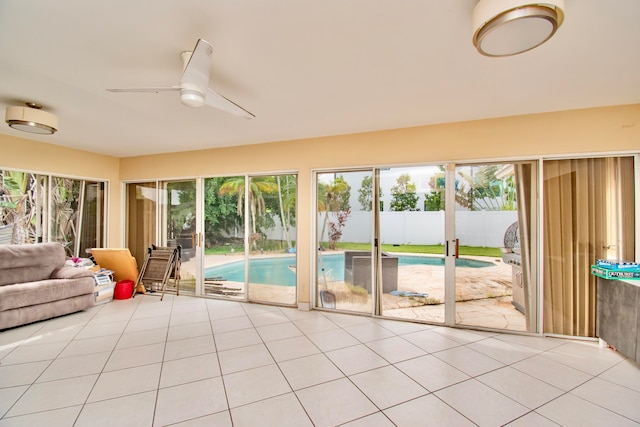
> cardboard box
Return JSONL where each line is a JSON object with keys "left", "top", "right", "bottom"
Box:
{"left": 591, "top": 265, "right": 640, "bottom": 280}
{"left": 94, "top": 282, "right": 115, "bottom": 304}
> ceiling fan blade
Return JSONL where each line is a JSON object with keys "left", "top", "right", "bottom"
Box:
{"left": 180, "top": 39, "right": 212, "bottom": 94}
{"left": 106, "top": 87, "right": 180, "bottom": 93}
{"left": 205, "top": 87, "right": 255, "bottom": 119}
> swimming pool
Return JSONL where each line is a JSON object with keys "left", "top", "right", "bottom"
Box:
{"left": 204, "top": 253, "right": 495, "bottom": 287}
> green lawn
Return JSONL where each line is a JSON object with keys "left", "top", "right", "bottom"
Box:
{"left": 205, "top": 241, "right": 501, "bottom": 257}
{"left": 334, "top": 242, "right": 501, "bottom": 257}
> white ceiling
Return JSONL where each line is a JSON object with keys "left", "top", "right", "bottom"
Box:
{"left": 1, "top": 0, "right": 639, "bottom": 158}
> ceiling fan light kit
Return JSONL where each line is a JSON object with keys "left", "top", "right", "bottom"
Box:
{"left": 5, "top": 103, "right": 58, "bottom": 135}
{"left": 472, "top": 0, "right": 565, "bottom": 57}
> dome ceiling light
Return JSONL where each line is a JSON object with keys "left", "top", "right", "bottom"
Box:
{"left": 472, "top": 0, "right": 565, "bottom": 57}
{"left": 5, "top": 102, "right": 58, "bottom": 135}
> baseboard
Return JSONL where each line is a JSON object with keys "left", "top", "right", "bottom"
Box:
{"left": 297, "top": 302, "right": 310, "bottom": 311}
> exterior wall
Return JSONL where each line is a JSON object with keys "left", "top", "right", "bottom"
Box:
{"left": 1, "top": 104, "right": 639, "bottom": 305}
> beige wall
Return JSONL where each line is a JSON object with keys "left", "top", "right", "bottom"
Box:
{"left": 2, "top": 104, "right": 639, "bottom": 305}
{"left": 0, "top": 133, "right": 121, "bottom": 245}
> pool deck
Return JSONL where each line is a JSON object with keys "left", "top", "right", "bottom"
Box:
{"left": 182, "top": 252, "right": 526, "bottom": 331}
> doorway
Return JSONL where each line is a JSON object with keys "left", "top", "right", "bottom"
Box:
{"left": 126, "top": 174, "right": 298, "bottom": 304}
{"left": 314, "top": 162, "right": 537, "bottom": 332}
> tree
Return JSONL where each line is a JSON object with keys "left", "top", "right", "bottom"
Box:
{"left": 166, "top": 181, "right": 196, "bottom": 241}
{"left": 328, "top": 209, "right": 350, "bottom": 250}
{"left": 390, "top": 173, "right": 418, "bottom": 211}
{"left": 318, "top": 175, "right": 351, "bottom": 247}
{"left": 424, "top": 191, "right": 444, "bottom": 211}
{"left": 357, "top": 175, "right": 383, "bottom": 211}
{"left": 219, "top": 176, "right": 278, "bottom": 248}
{"left": 456, "top": 165, "right": 516, "bottom": 211}
{"left": 275, "top": 175, "right": 296, "bottom": 249}
{"left": 0, "top": 171, "right": 37, "bottom": 244}
{"left": 204, "top": 177, "right": 240, "bottom": 244}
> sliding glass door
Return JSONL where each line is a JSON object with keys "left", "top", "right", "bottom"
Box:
{"left": 161, "top": 180, "right": 197, "bottom": 295}
{"left": 314, "top": 163, "right": 538, "bottom": 332}
{"left": 316, "top": 170, "right": 374, "bottom": 314}
{"left": 127, "top": 174, "right": 298, "bottom": 304}
{"left": 453, "top": 162, "right": 536, "bottom": 332}
{"left": 201, "top": 176, "right": 246, "bottom": 300}
{"left": 246, "top": 174, "right": 297, "bottom": 305}
{"left": 378, "top": 166, "right": 447, "bottom": 323}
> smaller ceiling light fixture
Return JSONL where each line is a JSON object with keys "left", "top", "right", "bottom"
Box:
{"left": 472, "top": 0, "right": 565, "bottom": 57}
{"left": 5, "top": 102, "right": 58, "bottom": 135}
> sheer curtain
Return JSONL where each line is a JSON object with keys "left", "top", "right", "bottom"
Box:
{"left": 543, "top": 157, "right": 635, "bottom": 337}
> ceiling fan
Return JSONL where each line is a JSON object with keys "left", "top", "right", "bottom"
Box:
{"left": 106, "top": 39, "right": 254, "bottom": 119}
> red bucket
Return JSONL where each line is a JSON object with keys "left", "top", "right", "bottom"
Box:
{"left": 114, "top": 280, "right": 134, "bottom": 300}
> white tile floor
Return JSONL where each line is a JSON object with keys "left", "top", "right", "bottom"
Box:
{"left": 1, "top": 295, "right": 640, "bottom": 426}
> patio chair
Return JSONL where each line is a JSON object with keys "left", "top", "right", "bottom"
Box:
{"left": 133, "top": 245, "right": 179, "bottom": 301}
{"left": 152, "top": 244, "right": 181, "bottom": 296}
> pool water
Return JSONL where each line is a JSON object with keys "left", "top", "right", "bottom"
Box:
{"left": 204, "top": 253, "right": 494, "bottom": 287}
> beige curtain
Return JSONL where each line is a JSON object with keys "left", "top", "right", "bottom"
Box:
{"left": 514, "top": 162, "right": 536, "bottom": 332}
{"left": 126, "top": 182, "right": 157, "bottom": 270}
{"left": 543, "top": 157, "right": 635, "bottom": 337}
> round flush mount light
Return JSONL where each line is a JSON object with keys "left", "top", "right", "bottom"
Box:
{"left": 5, "top": 102, "right": 58, "bottom": 135}
{"left": 472, "top": 0, "right": 565, "bottom": 57}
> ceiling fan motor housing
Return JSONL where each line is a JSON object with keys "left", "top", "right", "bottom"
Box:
{"left": 180, "top": 87, "right": 205, "bottom": 108}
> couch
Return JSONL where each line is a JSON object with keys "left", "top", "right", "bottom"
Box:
{"left": 0, "top": 243, "right": 96, "bottom": 330}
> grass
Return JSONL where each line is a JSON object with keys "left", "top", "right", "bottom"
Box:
{"left": 334, "top": 242, "right": 501, "bottom": 257}
{"left": 205, "top": 241, "right": 501, "bottom": 257}
{"left": 205, "top": 244, "right": 245, "bottom": 255}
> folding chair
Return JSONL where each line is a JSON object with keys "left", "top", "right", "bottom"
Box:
{"left": 133, "top": 245, "right": 178, "bottom": 301}
{"left": 152, "top": 244, "right": 181, "bottom": 297}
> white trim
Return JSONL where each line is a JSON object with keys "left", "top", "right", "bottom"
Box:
{"left": 120, "top": 169, "right": 300, "bottom": 184}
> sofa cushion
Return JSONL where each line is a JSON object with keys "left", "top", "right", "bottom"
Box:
{"left": 0, "top": 294, "right": 95, "bottom": 330}
{"left": 0, "top": 243, "right": 66, "bottom": 286}
{"left": 0, "top": 276, "right": 96, "bottom": 311}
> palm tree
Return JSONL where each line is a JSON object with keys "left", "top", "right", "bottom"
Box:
{"left": 219, "top": 176, "right": 278, "bottom": 248}
{"left": 276, "top": 175, "right": 296, "bottom": 249}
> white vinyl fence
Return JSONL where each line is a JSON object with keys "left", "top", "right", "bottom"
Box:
{"left": 262, "top": 211, "right": 518, "bottom": 248}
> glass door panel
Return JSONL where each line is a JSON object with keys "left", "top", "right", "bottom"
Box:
{"left": 161, "top": 180, "right": 197, "bottom": 295}
{"left": 247, "top": 174, "right": 297, "bottom": 305}
{"left": 379, "top": 166, "right": 447, "bottom": 323}
{"left": 316, "top": 171, "right": 373, "bottom": 313}
{"left": 202, "top": 176, "right": 246, "bottom": 300}
{"left": 453, "top": 163, "right": 536, "bottom": 332}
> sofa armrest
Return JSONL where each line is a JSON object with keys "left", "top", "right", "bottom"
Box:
{"left": 50, "top": 266, "right": 96, "bottom": 280}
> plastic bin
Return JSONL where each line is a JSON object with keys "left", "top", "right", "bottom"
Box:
{"left": 113, "top": 280, "right": 135, "bottom": 300}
